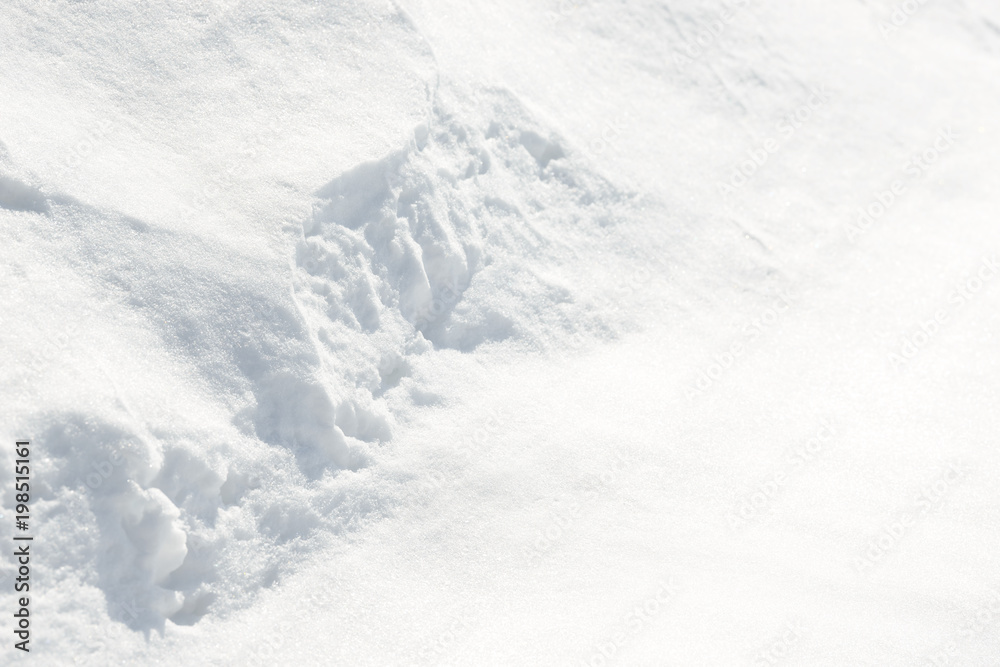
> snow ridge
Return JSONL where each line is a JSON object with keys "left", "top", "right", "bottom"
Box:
{"left": 1, "top": 85, "right": 645, "bottom": 634}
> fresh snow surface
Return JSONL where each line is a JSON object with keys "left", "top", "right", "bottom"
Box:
{"left": 1, "top": 0, "right": 1000, "bottom": 665}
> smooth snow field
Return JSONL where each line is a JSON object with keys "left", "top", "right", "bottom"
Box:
{"left": 2, "top": 1, "right": 1000, "bottom": 665}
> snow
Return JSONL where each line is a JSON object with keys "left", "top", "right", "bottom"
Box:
{"left": 1, "top": 0, "right": 999, "bottom": 664}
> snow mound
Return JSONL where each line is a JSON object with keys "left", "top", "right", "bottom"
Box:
{"left": 0, "top": 84, "right": 650, "bottom": 633}
{"left": 290, "top": 86, "right": 648, "bottom": 449}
